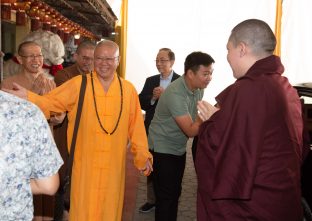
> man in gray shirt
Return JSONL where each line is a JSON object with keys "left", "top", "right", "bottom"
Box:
{"left": 148, "top": 51, "right": 215, "bottom": 221}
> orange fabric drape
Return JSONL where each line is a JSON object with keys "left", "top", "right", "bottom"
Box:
{"left": 274, "top": 0, "right": 283, "bottom": 56}
{"left": 115, "top": 0, "right": 128, "bottom": 78}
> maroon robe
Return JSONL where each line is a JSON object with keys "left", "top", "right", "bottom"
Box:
{"left": 195, "top": 55, "right": 303, "bottom": 221}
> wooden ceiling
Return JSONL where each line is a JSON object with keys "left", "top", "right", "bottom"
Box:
{"left": 41, "top": 0, "right": 118, "bottom": 39}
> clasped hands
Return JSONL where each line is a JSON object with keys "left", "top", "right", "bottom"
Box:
{"left": 197, "top": 100, "right": 219, "bottom": 121}
{"left": 152, "top": 86, "right": 164, "bottom": 100}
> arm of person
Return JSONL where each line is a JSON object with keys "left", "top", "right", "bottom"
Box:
{"left": 2, "top": 82, "right": 68, "bottom": 123}
{"left": 140, "top": 158, "right": 153, "bottom": 176}
{"left": 129, "top": 84, "right": 153, "bottom": 175}
{"left": 174, "top": 114, "right": 202, "bottom": 138}
{"left": 29, "top": 102, "right": 63, "bottom": 196}
{"left": 197, "top": 83, "right": 270, "bottom": 199}
{"left": 139, "top": 77, "right": 157, "bottom": 111}
{"left": 3, "top": 78, "right": 79, "bottom": 119}
{"left": 30, "top": 173, "right": 60, "bottom": 195}
{"left": 167, "top": 90, "right": 204, "bottom": 138}
{"left": 0, "top": 78, "right": 11, "bottom": 90}
{"left": 1, "top": 82, "right": 28, "bottom": 100}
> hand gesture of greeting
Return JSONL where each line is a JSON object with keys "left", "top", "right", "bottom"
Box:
{"left": 197, "top": 100, "right": 219, "bottom": 121}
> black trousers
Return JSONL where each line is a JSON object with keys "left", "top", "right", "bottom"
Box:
{"left": 153, "top": 151, "right": 186, "bottom": 221}
{"left": 191, "top": 136, "right": 198, "bottom": 163}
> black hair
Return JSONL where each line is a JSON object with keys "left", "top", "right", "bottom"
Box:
{"left": 184, "top": 51, "right": 214, "bottom": 74}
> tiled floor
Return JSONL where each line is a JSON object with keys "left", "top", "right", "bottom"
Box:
{"left": 56, "top": 139, "right": 197, "bottom": 221}
{"left": 127, "top": 139, "right": 197, "bottom": 221}
{"left": 122, "top": 147, "right": 140, "bottom": 221}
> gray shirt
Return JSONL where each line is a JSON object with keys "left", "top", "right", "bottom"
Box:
{"left": 148, "top": 76, "right": 203, "bottom": 155}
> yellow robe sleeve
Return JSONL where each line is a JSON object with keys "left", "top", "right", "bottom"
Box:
{"left": 127, "top": 82, "right": 153, "bottom": 171}
{"left": 28, "top": 76, "right": 80, "bottom": 119}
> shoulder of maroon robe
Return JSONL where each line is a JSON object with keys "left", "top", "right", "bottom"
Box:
{"left": 196, "top": 55, "right": 302, "bottom": 199}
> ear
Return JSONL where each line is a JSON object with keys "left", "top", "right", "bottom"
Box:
{"left": 169, "top": 60, "right": 175, "bottom": 67}
{"left": 186, "top": 69, "right": 195, "bottom": 78}
{"left": 239, "top": 42, "right": 247, "bottom": 57}
{"left": 16, "top": 55, "right": 23, "bottom": 65}
{"left": 73, "top": 53, "right": 78, "bottom": 62}
{"left": 116, "top": 56, "right": 121, "bottom": 66}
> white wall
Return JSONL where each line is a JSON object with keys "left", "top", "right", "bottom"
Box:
{"left": 281, "top": 0, "right": 312, "bottom": 84}
{"left": 126, "top": 0, "right": 276, "bottom": 103}
{"left": 126, "top": 0, "right": 312, "bottom": 102}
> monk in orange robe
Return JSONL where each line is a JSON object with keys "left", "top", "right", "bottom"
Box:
{"left": 4, "top": 40, "right": 153, "bottom": 221}
{"left": 0, "top": 41, "right": 55, "bottom": 95}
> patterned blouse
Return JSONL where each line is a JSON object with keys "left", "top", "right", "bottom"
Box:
{"left": 0, "top": 91, "right": 63, "bottom": 221}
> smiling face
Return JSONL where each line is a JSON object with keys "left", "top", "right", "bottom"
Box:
{"left": 17, "top": 43, "right": 43, "bottom": 75}
{"left": 226, "top": 40, "right": 249, "bottom": 79}
{"left": 94, "top": 42, "right": 119, "bottom": 82}
{"left": 189, "top": 64, "right": 214, "bottom": 90}
{"left": 74, "top": 47, "right": 94, "bottom": 73}
{"left": 155, "top": 50, "right": 174, "bottom": 77}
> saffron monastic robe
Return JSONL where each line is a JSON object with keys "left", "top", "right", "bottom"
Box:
{"left": 53, "top": 63, "right": 84, "bottom": 194}
{"left": 1, "top": 72, "right": 55, "bottom": 95}
{"left": 195, "top": 56, "right": 303, "bottom": 221}
{"left": 28, "top": 73, "right": 152, "bottom": 221}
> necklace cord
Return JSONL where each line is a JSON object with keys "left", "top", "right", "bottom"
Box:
{"left": 90, "top": 71, "right": 123, "bottom": 135}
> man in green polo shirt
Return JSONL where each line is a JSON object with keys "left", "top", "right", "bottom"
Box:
{"left": 148, "top": 51, "right": 215, "bottom": 221}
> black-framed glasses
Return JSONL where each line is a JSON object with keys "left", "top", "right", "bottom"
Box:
{"left": 19, "top": 54, "right": 43, "bottom": 60}
{"left": 81, "top": 56, "right": 94, "bottom": 62}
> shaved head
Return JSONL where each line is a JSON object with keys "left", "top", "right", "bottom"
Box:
{"left": 229, "top": 19, "right": 276, "bottom": 56}
{"left": 96, "top": 40, "right": 119, "bottom": 57}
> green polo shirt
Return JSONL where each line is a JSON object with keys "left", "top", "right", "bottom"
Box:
{"left": 148, "top": 76, "right": 204, "bottom": 156}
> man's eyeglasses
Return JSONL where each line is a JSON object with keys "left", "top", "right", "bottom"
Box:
{"left": 19, "top": 54, "right": 43, "bottom": 60}
{"left": 155, "top": 59, "right": 170, "bottom": 64}
{"left": 95, "top": 56, "right": 119, "bottom": 63}
{"left": 81, "top": 56, "right": 93, "bottom": 62}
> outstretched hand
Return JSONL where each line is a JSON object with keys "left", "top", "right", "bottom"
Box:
{"left": 2, "top": 82, "right": 28, "bottom": 100}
